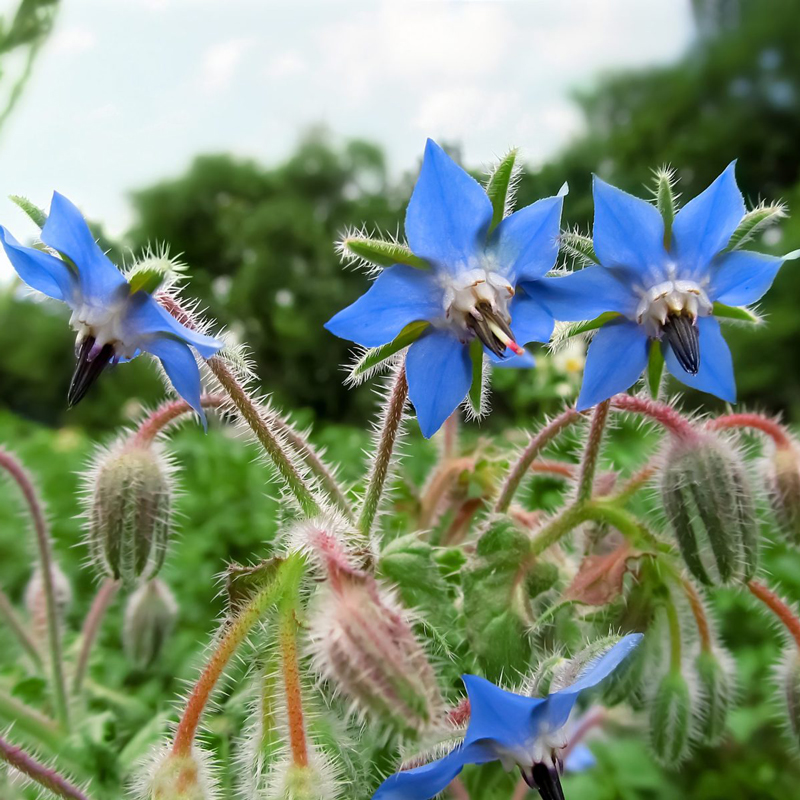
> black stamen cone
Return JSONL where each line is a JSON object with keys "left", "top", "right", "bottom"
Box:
{"left": 662, "top": 314, "right": 700, "bottom": 375}
{"left": 521, "top": 763, "right": 566, "bottom": 800}
{"left": 466, "top": 301, "right": 513, "bottom": 358}
{"left": 68, "top": 337, "right": 115, "bottom": 407}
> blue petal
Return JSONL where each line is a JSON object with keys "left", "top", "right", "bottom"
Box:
{"left": 405, "top": 140, "right": 492, "bottom": 276}
{"left": 143, "top": 336, "right": 208, "bottom": 427}
{"left": 539, "top": 634, "right": 643, "bottom": 732}
{"left": 509, "top": 290, "right": 554, "bottom": 346}
{"left": 564, "top": 743, "right": 596, "bottom": 773}
{"left": 0, "top": 226, "right": 76, "bottom": 302}
{"left": 664, "top": 316, "right": 736, "bottom": 402}
{"left": 492, "top": 349, "right": 536, "bottom": 369}
{"left": 122, "top": 293, "right": 223, "bottom": 358}
{"left": 40, "top": 192, "right": 127, "bottom": 302}
{"left": 709, "top": 250, "right": 785, "bottom": 305}
{"left": 671, "top": 163, "right": 744, "bottom": 277}
{"left": 462, "top": 674, "right": 544, "bottom": 751}
{"left": 576, "top": 321, "right": 649, "bottom": 411}
{"left": 406, "top": 330, "right": 472, "bottom": 439}
{"left": 325, "top": 265, "right": 442, "bottom": 348}
{"left": 528, "top": 266, "right": 638, "bottom": 321}
{"left": 592, "top": 177, "right": 668, "bottom": 284}
{"left": 487, "top": 195, "right": 563, "bottom": 283}
{"left": 372, "top": 741, "right": 496, "bottom": 800}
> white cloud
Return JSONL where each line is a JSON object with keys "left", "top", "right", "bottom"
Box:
{"left": 50, "top": 27, "right": 97, "bottom": 55}
{"left": 264, "top": 51, "right": 307, "bottom": 80}
{"left": 200, "top": 37, "right": 255, "bottom": 92}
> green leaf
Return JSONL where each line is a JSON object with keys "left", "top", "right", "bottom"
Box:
{"left": 485, "top": 148, "right": 518, "bottom": 231}
{"left": 559, "top": 230, "right": 598, "bottom": 265}
{"left": 654, "top": 166, "right": 677, "bottom": 247}
{"left": 9, "top": 195, "right": 47, "bottom": 228}
{"left": 340, "top": 235, "right": 429, "bottom": 270}
{"left": 561, "top": 311, "right": 621, "bottom": 338}
{"left": 726, "top": 201, "right": 787, "bottom": 251}
{"left": 467, "top": 338, "right": 486, "bottom": 418}
{"left": 347, "top": 320, "right": 429, "bottom": 385}
{"left": 712, "top": 302, "right": 761, "bottom": 324}
{"left": 647, "top": 340, "right": 665, "bottom": 397}
{"left": 225, "top": 557, "right": 284, "bottom": 616}
{"left": 378, "top": 534, "right": 449, "bottom": 608}
{"left": 128, "top": 266, "right": 166, "bottom": 295}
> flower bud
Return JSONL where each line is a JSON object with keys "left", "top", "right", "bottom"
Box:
{"left": 147, "top": 749, "right": 216, "bottom": 800}
{"left": 85, "top": 440, "right": 175, "bottom": 588}
{"left": 308, "top": 552, "right": 443, "bottom": 735}
{"left": 660, "top": 434, "right": 758, "bottom": 585}
{"left": 649, "top": 671, "right": 692, "bottom": 765}
{"left": 124, "top": 579, "right": 177, "bottom": 668}
{"left": 766, "top": 443, "right": 800, "bottom": 544}
{"left": 778, "top": 647, "right": 800, "bottom": 752}
{"left": 25, "top": 562, "right": 71, "bottom": 641}
{"left": 694, "top": 648, "right": 734, "bottom": 744}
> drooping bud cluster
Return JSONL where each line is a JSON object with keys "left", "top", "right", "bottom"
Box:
{"left": 84, "top": 439, "right": 175, "bottom": 588}
{"left": 24, "top": 563, "right": 71, "bottom": 642}
{"left": 303, "top": 524, "right": 443, "bottom": 735}
{"left": 777, "top": 647, "right": 800, "bottom": 753}
{"left": 660, "top": 433, "right": 758, "bottom": 585}
{"left": 144, "top": 747, "right": 217, "bottom": 800}
{"left": 765, "top": 441, "right": 800, "bottom": 544}
{"left": 123, "top": 579, "right": 178, "bottom": 668}
{"left": 694, "top": 647, "right": 735, "bottom": 745}
{"left": 649, "top": 671, "right": 693, "bottom": 765}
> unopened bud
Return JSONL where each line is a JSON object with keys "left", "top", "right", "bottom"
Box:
{"left": 85, "top": 440, "right": 175, "bottom": 588}
{"left": 694, "top": 648, "right": 734, "bottom": 744}
{"left": 273, "top": 761, "right": 339, "bottom": 800}
{"left": 25, "top": 563, "right": 71, "bottom": 640}
{"left": 309, "top": 552, "right": 443, "bottom": 734}
{"left": 147, "top": 749, "right": 215, "bottom": 800}
{"left": 767, "top": 443, "right": 800, "bottom": 544}
{"left": 649, "top": 671, "right": 692, "bottom": 765}
{"left": 660, "top": 434, "right": 758, "bottom": 585}
{"left": 778, "top": 647, "right": 800, "bottom": 752}
{"left": 124, "top": 579, "right": 177, "bottom": 668}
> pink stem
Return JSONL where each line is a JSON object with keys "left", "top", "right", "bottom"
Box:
{"left": 610, "top": 394, "right": 694, "bottom": 438}
{"left": 707, "top": 412, "right": 792, "bottom": 449}
{"left": 133, "top": 394, "right": 228, "bottom": 445}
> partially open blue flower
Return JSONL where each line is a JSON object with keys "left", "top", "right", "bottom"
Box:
{"left": 373, "top": 633, "right": 642, "bottom": 800}
{"left": 1, "top": 192, "right": 222, "bottom": 424}
{"left": 536, "top": 164, "right": 789, "bottom": 410}
{"left": 326, "top": 140, "right": 563, "bottom": 437}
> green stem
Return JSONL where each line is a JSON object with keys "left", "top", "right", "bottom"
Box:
{"left": 0, "top": 450, "right": 69, "bottom": 727}
{"left": 72, "top": 578, "right": 119, "bottom": 695}
{"left": 358, "top": 365, "right": 408, "bottom": 539}
{"left": 496, "top": 408, "right": 583, "bottom": 513}
{"left": 665, "top": 596, "right": 683, "bottom": 672}
{"left": 577, "top": 400, "right": 610, "bottom": 503}
{"left": 0, "top": 689, "right": 62, "bottom": 751}
{"left": 0, "top": 585, "right": 42, "bottom": 669}
{"left": 278, "top": 584, "right": 308, "bottom": 768}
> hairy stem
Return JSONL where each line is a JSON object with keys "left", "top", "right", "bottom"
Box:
{"left": 358, "top": 365, "right": 408, "bottom": 539}
{"left": 496, "top": 408, "right": 583, "bottom": 513}
{"left": 609, "top": 460, "right": 658, "bottom": 504}
{"left": 279, "top": 602, "right": 308, "bottom": 767}
{"left": 577, "top": 399, "right": 610, "bottom": 503}
{"left": 133, "top": 394, "right": 228, "bottom": 445}
{"left": 72, "top": 578, "right": 119, "bottom": 695}
{"left": 442, "top": 412, "right": 459, "bottom": 460}
{"left": 0, "top": 585, "right": 42, "bottom": 669}
{"left": 610, "top": 394, "right": 695, "bottom": 438}
{"left": 171, "top": 556, "right": 301, "bottom": 756}
{"left": 0, "top": 735, "right": 91, "bottom": 800}
{"left": 0, "top": 450, "right": 69, "bottom": 727}
{"left": 530, "top": 460, "right": 577, "bottom": 480}
{"left": 665, "top": 595, "right": 683, "bottom": 672}
{"left": 681, "top": 577, "right": 712, "bottom": 651}
{"left": 707, "top": 412, "right": 793, "bottom": 449}
{"left": 0, "top": 689, "right": 62, "bottom": 751}
{"left": 748, "top": 580, "right": 800, "bottom": 649}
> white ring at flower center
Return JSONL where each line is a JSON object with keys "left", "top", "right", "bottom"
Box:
{"left": 634, "top": 279, "right": 712, "bottom": 338}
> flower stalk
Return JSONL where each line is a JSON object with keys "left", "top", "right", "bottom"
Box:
{"left": 72, "top": 578, "right": 119, "bottom": 694}
{"left": 577, "top": 399, "right": 610, "bottom": 503}
{"left": 0, "top": 585, "right": 42, "bottom": 669}
{"left": 748, "top": 580, "right": 800, "bottom": 649}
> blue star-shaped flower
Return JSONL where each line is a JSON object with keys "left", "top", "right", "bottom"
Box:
{"left": 373, "top": 634, "right": 642, "bottom": 800}
{"left": 1, "top": 192, "right": 222, "bottom": 424}
{"left": 535, "top": 164, "right": 789, "bottom": 410}
{"left": 326, "top": 139, "right": 564, "bottom": 438}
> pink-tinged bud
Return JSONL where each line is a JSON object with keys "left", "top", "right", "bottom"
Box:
{"left": 660, "top": 433, "right": 758, "bottom": 585}
{"left": 85, "top": 439, "right": 175, "bottom": 588}
{"left": 307, "top": 532, "right": 443, "bottom": 734}
{"left": 124, "top": 579, "right": 177, "bottom": 668}
{"left": 25, "top": 563, "right": 71, "bottom": 640}
{"left": 144, "top": 748, "right": 216, "bottom": 800}
{"left": 766, "top": 443, "right": 800, "bottom": 544}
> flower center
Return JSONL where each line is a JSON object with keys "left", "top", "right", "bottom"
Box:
{"left": 635, "top": 279, "right": 712, "bottom": 375}
{"left": 443, "top": 269, "right": 523, "bottom": 357}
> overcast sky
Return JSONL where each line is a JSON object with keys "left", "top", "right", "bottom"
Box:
{"left": 0, "top": 0, "right": 695, "bottom": 278}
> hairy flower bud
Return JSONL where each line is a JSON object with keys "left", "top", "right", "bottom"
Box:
{"left": 660, "top": 434, "right": 758, "bottom": 585}
{"left": 146, "top": 749, "right": 216, "bottom": 800}
{"left": 85, "top": 440, "right": 175, "bottom": 588}
{"left": 778, "top": 647, "right": 800, "bottom": 753}
{"left": 766, "top": 443, "right": 800, "bottom": 544}
{"left": 124, "top": 579, "right": 177, "bottom": 668}
{"left": 25, "top": 563, "right": 71, "bottom": 641}
{"left": 649, "top": 671, "right": 692, "bottom": 765}
{"left": 308, "top": 543, "right": 443, "bottom": 735}
{"left": 694, "top": 648, "right": 734, "bottom": 744}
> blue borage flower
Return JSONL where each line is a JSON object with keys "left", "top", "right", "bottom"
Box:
{"left": 536, "top": 164, "right": 790, "bottom": 410}
{"left": 0, "top": 192, "right": 222, "bottom": 425}
{"left": 326, "top": 139, "right": 564, "bottom": 438}
{"left": 373, "top": 634, "right": 642, "bottom": 800}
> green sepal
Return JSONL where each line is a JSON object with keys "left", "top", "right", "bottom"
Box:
{"left": 9, "top": 195, "right": 47, "bottom": 229}
{"left": 225, "top": 557, "right": 284, "bottom": 616}
{"left": 559, "top": 230, "right": 598, "bottom": 265}
{"left": 128, "top": 266, "right": 166, "bottom": 295}
{"left": 341, "top": 236, "right": 429, "bottom": 270}
{"left": 347, "top": 321, "right": 430, "bottom": 384}
{"left": 486, "top": 148, "right": 518, "bottom": 231}
{"left": 468, "top": 338, "right": 486, "bottom": 417}
{"left": 562, "top": 311, "right": 621, "bottom": 339}
{"left": 712, "top": 302, "right": 760, "bottom": 324}
{"left": 647, "top": 340, "right": 665, "bottom": 398}
{"left": 654, "top": 167, "right": 677, "bottom": 248}
{"left": 725, "top": 201, "right": 787, "bottom": 251}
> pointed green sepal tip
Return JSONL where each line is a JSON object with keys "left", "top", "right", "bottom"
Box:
{"left": 128, "top": 266, "right": 168, "bottom": 296}
{"left": 726, "top": 201, "right": 788, "bottom": 251}
{"left": 647, "top": 340, "right": 665, "bottom": 398}
{"left": 347, "top": 320, "right": 430, "bottom": 386}
{"left": 486, "top": 148, "right": 519, "bottom": 232}
{"left": 562, "top": 311, "right": 621, "bottom": 339}
{"left": 10, "top": 195, "right": 47, "bottom": 229}
{"left": 712, "top": 302, "right": 761, "bottom": 324}
{"left": 654, "top": 166, "right": 678, "bottom": 247}
{"left": 340, "top": 235, "right": 429, "bottom": 270}
{"left": 467, "top": 338, "right": 486, "bottom": 418}
{"left": 559, "top": 230, "right": 599, "bottom": 266}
